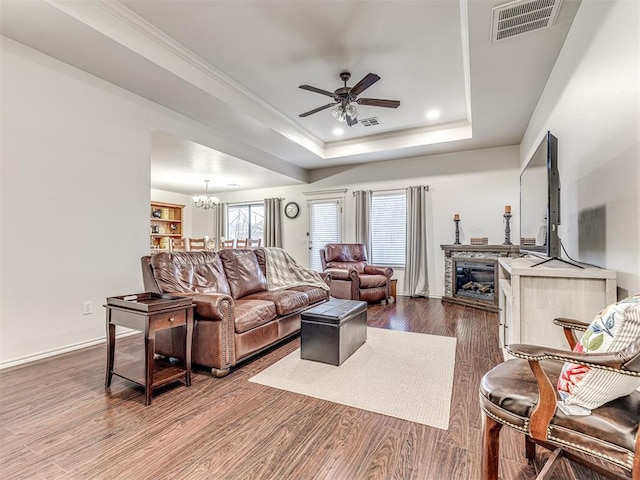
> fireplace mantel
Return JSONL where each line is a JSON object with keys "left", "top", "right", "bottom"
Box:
{"left": 440, "top": 244, "right": 520, "bottom": 311}
{"left": 441, "top": 244, "right": 520, "bottom": 257}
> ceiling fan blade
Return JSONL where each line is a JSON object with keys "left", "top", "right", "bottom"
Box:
{"left": 299, "top": 85, "right": 336, "bottom": 98}
{"left": 357, "top": 98, "right": 400, "bottom": 108}
{"left": 350, "top": 73, "right": 380, "bottom": 96}
{"left": 346, "top": 115, "right": 358, "bottom": 127}
{"left": 299, "top": 103, "right": 337, "bottom": 117}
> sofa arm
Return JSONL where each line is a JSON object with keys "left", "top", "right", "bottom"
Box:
{"left": 318, "top": 271, "right": 332, "bottom": 288}
{"left": 325, "top": 268, "right": 357, "bottom": 281}
{"left": 364, "top": 265, "right": 394, "bottom": 278}
{"left": 190, "top": 293, "right": 234, "bottom": 322}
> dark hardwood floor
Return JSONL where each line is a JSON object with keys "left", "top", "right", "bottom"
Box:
{"left": 0, "top": 298, "right": 610, "bottom": 479}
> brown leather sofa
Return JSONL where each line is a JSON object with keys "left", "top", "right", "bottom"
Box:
{"left": 141, "top": 249, "right": 330, "bottom": 377}
{"left": 320, "top": 243, "right": 393, "bottom": 303}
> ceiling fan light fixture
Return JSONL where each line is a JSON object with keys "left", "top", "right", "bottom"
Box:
{"left": 299, "top": 72, "right": 398, "bottom": 127}
{"left": 332, "top": 106, "right": 347, "bottom": 122}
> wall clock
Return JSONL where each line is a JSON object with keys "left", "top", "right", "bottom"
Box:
{"left": 285, "top": 202, "right": 300, "bottom": 219}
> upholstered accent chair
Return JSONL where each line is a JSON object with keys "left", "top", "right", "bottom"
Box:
{"left": 320, "top": 243, "right": 393, "bottom": 303}
{"left": 480, "top": 317, "right": 640, "bottom": 480}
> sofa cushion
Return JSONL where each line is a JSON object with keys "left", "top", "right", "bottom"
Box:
{"left": 557, "top": 294, "right": 640, "bottom": 415}
{"left": 326, "top": 261, "right": 367, "bottom": 273}
{"left": 219, "top": 249, "right": 268, "bottom": 299}
{"left": 359, "top": 274, "right": 388, "bottom": 288}
{"left": 150, "top": 251, "right": 231, "bottom": 295}
{"left": 290, "top": 285, "right": 330, "bottom": 305}
{"left": 243, "top": 290, "right": 310, "bottom": 316}
{"left": 253, "top": 248, "right": 267, "bottom": 276}
{"left": 233, "top": 299, "right": 278, "bottom": 333}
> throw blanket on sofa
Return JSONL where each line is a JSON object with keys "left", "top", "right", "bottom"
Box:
{"left": 260, "top": 247, "right": 330, "bottom": 292}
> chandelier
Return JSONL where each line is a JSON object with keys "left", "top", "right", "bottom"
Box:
{"left": 331, "top": 102, "right": 358, "bottom": 123}
{"left": 192, "top": 180, "right": 219, "bottom": 210}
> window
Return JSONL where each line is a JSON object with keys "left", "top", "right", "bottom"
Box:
{"left": 228, "top": 203, "right": 264, "bottom": 241}
{"left": 370, "top": 191, "right": 406, "bottom": 266}
{"left": 308, "top": 199, "right": 342, "bottom": 271}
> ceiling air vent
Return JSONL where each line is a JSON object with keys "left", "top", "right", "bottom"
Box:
{"left": 491, "top": 0, "right": 563, "bottom": 43}
{"left": 359, "top": 117, "right": 381, "bottom": 127}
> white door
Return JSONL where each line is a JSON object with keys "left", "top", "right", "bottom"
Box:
{"left": 308, "top": 199, "right": 342, "bottom": 271}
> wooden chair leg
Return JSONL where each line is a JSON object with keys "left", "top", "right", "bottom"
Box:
{"left": 482, "top": 412, "right": 503, "bottom": 480}
{"left": 525, "top": 435, "right": 536, "bottom": 461}
{"left": 536, "top": 448, "right": 563, "bottom": 480}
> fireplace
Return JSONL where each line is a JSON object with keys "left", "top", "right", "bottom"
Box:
{"left": 453, "top": 258, "right": 498, "bottom": 307}
{"left": 441, "top": 244, "right": 519, "bottom": 311}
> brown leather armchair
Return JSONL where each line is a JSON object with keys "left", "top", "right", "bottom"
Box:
{"left": 480, "top": 318, "right": 640, "bottom": 480}
{"left": 320, "top": 243, "right": 393, "bottom": 303}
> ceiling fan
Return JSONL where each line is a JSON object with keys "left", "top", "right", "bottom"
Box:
{"left": 298, "top": 72, "right": 400, "bottom": 127}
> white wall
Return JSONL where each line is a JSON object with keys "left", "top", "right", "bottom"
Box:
{"left": 0, "top": 38, "right": 277, "bottom": 366}
{"left": 197, "top": 146, "right": 521, "bottom": 297}
{"left": 521, "top": 0, "right": 640, "bottom": 296}
{"left": 1, "top": 38, "right": 150, "bottom": 365}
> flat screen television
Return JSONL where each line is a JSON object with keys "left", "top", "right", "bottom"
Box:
{"left": 519, "top": 131, "right": 560, "bottom": 259}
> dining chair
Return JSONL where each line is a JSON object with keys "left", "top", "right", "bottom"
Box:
{"left": 246, "top": 238, "right": 261, "bottom": 248}
{"left": 170, "top": 238, "right": 186, "bottom": 251}
{"left": 219, "top": 239, "right": 235, "bottom": 250}
{"left": 187, "top": 237, "right": 206, "bottom": 250}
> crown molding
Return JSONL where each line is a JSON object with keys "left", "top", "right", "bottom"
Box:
{"left": 47, "top": 0, "right": 325, "bottom": 156}
{"left": 45, "top": 0, "right": 474, "bottom": 162}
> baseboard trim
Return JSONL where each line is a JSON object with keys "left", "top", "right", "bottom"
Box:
{"left": 0, "top": 330, "right": 138, "bottom": 370}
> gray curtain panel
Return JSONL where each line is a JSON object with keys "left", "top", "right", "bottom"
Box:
{"left": 353, "top": 190, "right": 372, "bottom": 255}
{"left": 264, "top": 197, "right": 283, "bottom": 247}
{"left": 214, "top": 203, "right": 227, "bottom": 250}
{"left": 404, "top": 186, "right": 429, "bottom": 297}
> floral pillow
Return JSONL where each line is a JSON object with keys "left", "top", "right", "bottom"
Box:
{"left": 557, "top": 294, "right": 640, "bottom": 415}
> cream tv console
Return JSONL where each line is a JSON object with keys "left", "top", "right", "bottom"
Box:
{"left": 498, "top": 257, "right": 617, "bottom": 358}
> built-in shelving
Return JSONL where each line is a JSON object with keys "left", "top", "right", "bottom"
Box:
{"left": 150, "top": 201, "right": 184, "bottom": 253}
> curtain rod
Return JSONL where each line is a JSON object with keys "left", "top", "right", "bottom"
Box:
{"left": 303, "top": 189, "right": 348, "bottom": 197}
{"left": 352, "top": 185, "right": 429, "bottom": 195}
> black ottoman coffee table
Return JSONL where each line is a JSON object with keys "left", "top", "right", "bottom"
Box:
{"left": 300, "top": 298, "right": 367, "bottom": 366}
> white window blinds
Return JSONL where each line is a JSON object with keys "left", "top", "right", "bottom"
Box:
{"left": 371, "top": 191, "right": 406, "bottom": 266}
{"left": 309, "top": 200, "right": 341, "bottom": 271}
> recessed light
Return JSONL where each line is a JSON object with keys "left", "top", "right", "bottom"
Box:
{"left": 332, "top": 127, "right": 344, "bottom": 136}
{"left": 227, "top": 183, "right": 240, "bottom": 187}
{"left": 426, "top": 109, "right": 441, "bottom": 120}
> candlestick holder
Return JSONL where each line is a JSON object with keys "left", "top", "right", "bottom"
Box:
{"left": 503, "top": 213, "right": 513, "bottom": 245}
{"left": 454, "top": 219, "right": 461, "bottom": 245}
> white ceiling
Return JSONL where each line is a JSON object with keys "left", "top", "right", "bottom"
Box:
{"left": 0, "top": 0, "right": 581, "bottom": 196}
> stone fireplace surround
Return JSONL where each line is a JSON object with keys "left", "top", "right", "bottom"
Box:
{"left": 441, "top": 244, "right": 520, "bottom": 311}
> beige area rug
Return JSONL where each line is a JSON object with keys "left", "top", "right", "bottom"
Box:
{"left": 249, "top": 327, "right": 457, "bottom": 430}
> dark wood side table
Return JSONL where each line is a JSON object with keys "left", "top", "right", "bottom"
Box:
{"left": 105, "top": 293, "right": 194, "bottom": 405}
